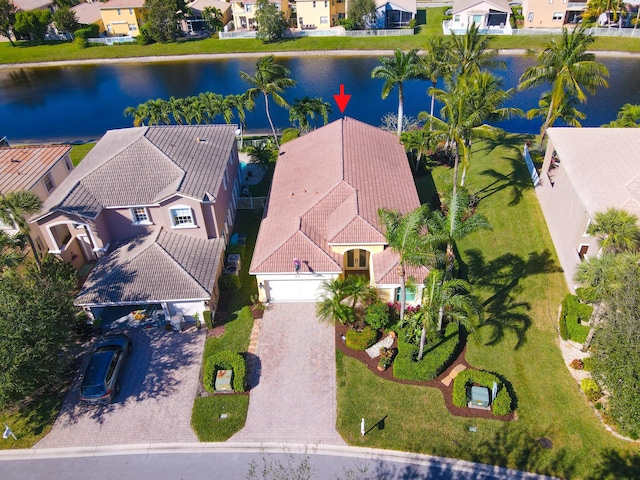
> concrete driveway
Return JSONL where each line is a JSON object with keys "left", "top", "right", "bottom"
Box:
{"left": 37, "top": 317, "right": 205, "bottom": 448}
{"left": 231, "top": 303, "right": 345, "bottom": 445}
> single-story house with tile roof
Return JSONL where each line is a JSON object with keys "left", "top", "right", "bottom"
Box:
{"left": 374, "top": 0, "right": 416, "bottom": 29}
{"left": 250, "top": 117, "right": 428, "bottom": 303}
{"left": 0, "top": 144, "right": 73, "bottom": 254}
{"left": 31, "top": 124, "right": 241, "bottom": 319}
{"left": 537, "top": 127, "right": 640, "bottom": 291}
{"left": 444, "top": 0, "right": 512, "bottom": 34}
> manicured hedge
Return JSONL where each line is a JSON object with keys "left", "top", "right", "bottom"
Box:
{"left": 364, "top": 300, "right": 391, "bottom": 330}
{"left": 560, "top": 294, "right": 592, "bottom": 343}
{"left": 219, "top": 274, "right": 241, "bottom": 292}
{"left": 74, "top": 24, "right": 99, "bottom": 39}
{"left": 345, "top": 326, "right": 379, "bottom": 351}
{"left": 393, "top": 322, "right": 460, "bottom": 382}
{"left": 203, "top": 350, "right": 246, "bottom": 393}
{"left": 203, "top": 310, "right": 213, "bottom": 329}
{"left": 452, "top": 369, "right": 514, "bottom": 416}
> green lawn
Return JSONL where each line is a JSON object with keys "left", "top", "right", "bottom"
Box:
{"left": 2, "top": 9, "right": 640, "bottom": 66}
{"left": 337, "top": 135, "right": 637, "bottom": 479}
{"left": 69, "top": 143, "right": 95, "bottom": 166}
{"left": 0, "top": 396, "right": 62, "bottom": 449}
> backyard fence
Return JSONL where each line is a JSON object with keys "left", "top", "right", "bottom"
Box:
{"left": 220, "top": 27, "right": 414, "bottom": 40}
{"left": 237, "top": 196, "right": 267, "bottom": 210}
{"left": 88, "top": 36, "right": 135, "bottom": 45}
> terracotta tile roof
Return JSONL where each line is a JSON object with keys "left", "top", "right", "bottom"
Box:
{"left": 372, "top": 247, "right": 427, "bottom": 285}
{"left": 250, "top": 117, "right": 424, "bottom": 283}
{"left": 72, "top": 2, "right": 104, "bottom": 25}
{"left": 0, "top": 145, "right": 71, "bottom": 195}
{"left": 99, "top": 0, "right": 145, "bottom": 9}
{"left": 37, "top": 125, "right": 237, "bottom": 221}
{"left": 75, "top": 228, "right": 224, "bottom": 306}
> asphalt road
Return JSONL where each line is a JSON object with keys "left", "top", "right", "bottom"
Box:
{"left": 0, "top": 444, "right": 557, "bottom": 480}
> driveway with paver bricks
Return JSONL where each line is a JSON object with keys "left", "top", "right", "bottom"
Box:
{"left": 231, "top": 303, "right": 346, "bottom": 445}
{"left": 37, "top": 316, "right": 205, "bottom": 448}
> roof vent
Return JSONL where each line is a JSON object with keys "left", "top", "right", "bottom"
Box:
{"left": 197, "top": 137, "right": 206, "bottom": 143}
{"left": 10, "top": 158, "right": 20, "bottom": 163}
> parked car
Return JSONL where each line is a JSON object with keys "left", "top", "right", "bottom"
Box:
{"left": 79, "top": 334, "right": 132, "bottom": 405}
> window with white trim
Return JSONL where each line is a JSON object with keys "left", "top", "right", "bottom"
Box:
{"left": 245, "top": 4, "right": 251, "bottom": 12}
{"left": 43, "top": 173, "right": 54, "bottom": 193}
{"left": 130, "top": 207, "right": 151, "bottom": 225}
{"left": 169, "top": 206, "right": 195, "bottom": 227}
{"left": 552, "top": 12, "right": 563, "bottom": 21}
{"left": 223, "top": 167, "right": 229, "bottom": 190}
{"left": 528, "top": 12, "right": 534, "bottom": 22}
{"left": 64, "top": 156, "right": 72, "bottom": 171}
{"left": 320, "top": 16, "right": 329, "bottom": 23}
{"left": 396, "top": 287, "right": 416, "bottom": 302}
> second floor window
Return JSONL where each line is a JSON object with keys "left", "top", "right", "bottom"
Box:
{"left": 170, "top": 206, "right": 195, "bottom": 227}
{"left": 552, "top": 12, "right": 563, "bottom": 20}
{"left": 130, "top": 207, "right": 150, "bottom": 225}
{"left": 43, "top": 173, "right": 54, "bottom": 193}
{"left": 245, "top": 4, "right": 251, "bottom": 12}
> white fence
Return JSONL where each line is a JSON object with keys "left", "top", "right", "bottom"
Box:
{"left": 88, "top": 36, "right": 135, "bottom": 45}
{"left": 509, "top": 26, "right": 640, "bottom": 38}
{"left": 220, "top": 27, "right": 414, "bottom": 40}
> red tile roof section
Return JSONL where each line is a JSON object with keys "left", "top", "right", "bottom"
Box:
{"left": 0, "top": 145, "right": 71, "bottom": 194}
{"left": 250, "top": 117, "right": 424, "bottom": 280}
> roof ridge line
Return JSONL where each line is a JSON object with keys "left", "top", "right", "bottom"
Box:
{"left": 154, "top": 230, "right": 209, "bottom": 292}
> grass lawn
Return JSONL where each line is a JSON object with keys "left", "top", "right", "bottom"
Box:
{"left": 0, "top": 396, "right": 62, "bottom": 449}
{"left": 337, "top": 134, "right": 637, "bottom": 479}
{"left": 2, "top": 10, "right": 640, "bottom": 66}
{"left": 191, "top": 208, "right": 262, "bottom": 441}
{"left": 69, "top": 143, "right": 95, "bottom": 166}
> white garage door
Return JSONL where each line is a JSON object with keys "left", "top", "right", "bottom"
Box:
{"left": 265, "top": 279, "right": 324, "bottom": 302}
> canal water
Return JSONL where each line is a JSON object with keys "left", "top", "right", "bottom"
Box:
{"left": 1, "top": 54, "right": 639, "bottom": 144}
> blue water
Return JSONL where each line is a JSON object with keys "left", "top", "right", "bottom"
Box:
{"left": 0, "top": 54, "right": 639, "bottom": 143}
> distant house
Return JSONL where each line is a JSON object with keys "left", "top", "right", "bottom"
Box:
{"left": 374, "top": 0, "right": 416, "bottom": 29}
{"left": 443, "top": 0, "right": 512, "bottom": 34}
{"left": 72, "top": 1, "right": 106, "bottom": 35}
{"left": 521, "top": 0, "right": 586, "bottom": 28}
{"left": 9, "top": 0, "right": 52, "bottom": 11}
{"left": 31, "top": 125, "right": 241, "bottom": 320}
{"left": 295, "top": 0, "right": 344, "bottom": 29}
{"left": 186, "top": 0, "right": 232, "bottom": 33}
{"left": 99, "top": 0, "right": 147, "bottom": 37}
{"left": 0, "top": 144, "right": 73, "bottom": 254}
{"left": 537, "top": 128, "right": 640, "bottom": 291}
{"left": 231, "top": 0, "right": 290, "bottom": 30}
{"left": 250, "top": 117, "right": 428, "bottom": 303}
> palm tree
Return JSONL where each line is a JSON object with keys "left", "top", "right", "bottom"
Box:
{"left": 448, "top": 23, "right": 505, "bottom": 78}
{"left": 316, "top": 277, "right": 355, "bottom": 324}
{"left": 0, "top": 191, "right": 43, "bottom": 271}
{"left": 309, "top": 97, "right": 332, "bottom": 129}
{"left": 202, "top": 6, "right": 224, "bottom": 33}
{"left": 168, "top": 96, "right": 189, "bottom": 125}
{"left": 0, "top": 230, "right": 25, "bottom": 270}
{"left": 377, "top": 205, "right": 434, "bottom": 321}
{"left": 227, "top": 93, "right": 252, "bottom": 146}
{"left": 143, "top": 98, "right": 171, "bottom": 125}
{"left": 518, "top": 26, "right": 609, "bottom": 151}
{"left": 587, "top": 208, "right": 640, "bottom": 254}
{"left": 371, "top": 49, "right": 422, "bottom": 136}
{"left": 412, "top": 268, "right": 479, "bottom": 360}
{"left": 245, "top": 140, "right": 277, "bottom": 171}
{"left": 289, "top": 97, "right": 315, "bottom": 132}
{"left": 400, "top": 129, "right": 434, "bottom": 173}
{"left": 240, "top": 55, "right": 296, "bottom": 147}
{"left": 527, "top": 91, "right": 586, "bottom": 132}
{"left": 604, "top": 103, "right": 640, "bottom": 127}
{"left": 420, "top": 37, "right": 451, "bottom": 129}
{"left": 123, "top": 104, "right": 150, "bottom": 127}
{"left": 343, "top": 274, "right": 376, "bottom": 309}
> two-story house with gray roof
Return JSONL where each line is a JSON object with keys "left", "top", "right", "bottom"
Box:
{"left": 31, "top": 124, "right": 241, "bottom": 320}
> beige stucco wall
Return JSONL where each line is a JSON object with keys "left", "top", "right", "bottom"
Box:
{"left": 522, "top": 0, "right": 568, "bottom": 28}
{"left": 536, "top": 141, "right": 600, "bottom": 292}
{"left": 297, "top": 0, "right": 332, "bottom": 28}
{"left": 101, "top": 7, "right": 146, "bottom": 36}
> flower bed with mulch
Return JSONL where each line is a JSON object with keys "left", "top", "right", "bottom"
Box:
{"left": 335, "top": 323, "right": 515, "bottom": 421}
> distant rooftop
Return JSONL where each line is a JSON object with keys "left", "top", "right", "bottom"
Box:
{"left": 0, "top": 144, "right": 71, "bottom": 195}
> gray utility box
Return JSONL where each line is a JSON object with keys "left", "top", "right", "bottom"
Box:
{"left": 470, "top": 386, "right": 490, "bottom": 408}
{"left": 225, "top": 254, "right": 241, "bottom": 275}
{"left": 215, "top": 369, "right": 233, "bottom": 392}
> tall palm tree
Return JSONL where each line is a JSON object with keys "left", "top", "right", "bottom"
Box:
{"left": 448, "top": 23, "right": 505, "bottom": 78}
{"left": 371, "top": 49, "right": 422, "bottom": 136}
{"left": 123, "top": 104, "right": 150, "bottom": 127}
{"left": 587, "top": 208, "right": 640, "bottom": 254}
{"left": 309, "top": 97, "right": 332, "bottom": 129}
{"left": 343, "top": 275, "right": 376, "bottom": 309}
{"left": 420, "top": 37, "right": 451, "bottom": 129}
{"left": 412, "top": 268, "right": 479, "bottom": 360}
{"left": 227, "top": 93, "right": 252, "bottom": 146}
{"left": 0, "top": 191, "right": 43, "bottom": 271}
{"left": 527, "top": 91, "right": 586, "bottom": 132}
{"left": 245, "top": 140, "right": 277, "bottom": 172}
{"left": 168, "top": 96, "right": 189, "bottom": 125}
{"left": 289, "top": 97, "right": 315, "bottom": 132}
{"left": 400, "top": 129, "right": 434, "bottom": 173}
{"left": 604, "top": 103, "right": 640, "bottom": 127}
{"left": 240, "top": 55, "right": 296, "bottom": 147}
{"left": 518, "top": 26, "right": 609, "bottom": 151}
{"left": 143, "top": 98, "right": 171, "bottom": 125}
{"left": 202, "top": 5, "right": 224, "bottom": 33}
{"left": 316, "top": 277, "right": 355, "bottom": 324}
{"left": 377, "top": 205, "right": 433, "bottom": 321}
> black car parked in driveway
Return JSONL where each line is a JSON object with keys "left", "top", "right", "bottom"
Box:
{"left": 79, "top": 333, "right": 133, "bottom": 405}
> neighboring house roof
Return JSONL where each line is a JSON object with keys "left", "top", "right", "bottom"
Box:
{"left": 547, "top": 127, "right": 640, "bottom": 219}
{"left": 75, "top": 228, "right": 225, "bottom": 306}
{"left": 452, "top": 0, "right": 511, "bottom": 14}
{"left": 99, "top": 0, "right": 145, "bottom": 9}
{"left": 72, "top": 2, "right": 104, "bottom": 25}
{"left": 375, "top": 0, "right": 417, "bottom": 14}
{"left": 37, "top": 124, "right": 237, "bottom": 221}
{"left": 0, "top": 145, "right": 71, "bottom": 194}
{"left": 9, "top": 0, "right": 52, "bottom": 11}
{"left": 250, "top": 117, "right": 427, "bottom": 283}
{"left": 188, "top": 0, "right": 232, "bottom": 15}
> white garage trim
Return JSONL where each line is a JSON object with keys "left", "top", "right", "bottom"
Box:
{"left": 260, "top": 273, "right": 337, "bottom": 303}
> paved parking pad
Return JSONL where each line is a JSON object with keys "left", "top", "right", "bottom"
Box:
{"left": 231, "top": 303, "right": 346, "bottom": 445}
{"left": 37, "top": 325, "right": 205, "bottom": 448}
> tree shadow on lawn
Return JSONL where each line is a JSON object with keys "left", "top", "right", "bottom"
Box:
{"left": 586, "top": 448, "right": 640, "bottom": 480}
{"left": 462, "top": 249, "right": 561, "bottom": 349}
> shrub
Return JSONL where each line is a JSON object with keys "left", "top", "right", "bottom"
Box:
{"left": 345, "top": 326, "right": 378, "bottom": 351}
{"left": 203, "top": 310, "right": 213, "bottom": 329}
{"left": 581, "top": 378, "right": 602, "bottom": 402}
{"left": 226, "top": 244, "right": 246, "bottom": 261}
{"left": 74, "top": 24, "right": 99, "bottom": 39}
{"left": 582, "top": 356, "right": 594, "bottom": 371}
{"left": 560, "top": 294, "right": 592, "bottom": 343}
{"left": 280, "top": 128, "right": 300, "bottom": 144}
{"left": 452, "top": 369, "right": 514, "bottom": 415}
{"left": 203, "top": 350, "right": 246, "bottom": 393}
{"left": 219, "top": 274, "right": 240, "bottom": 292}
{"left": 364, "top": 300, "right": 391, "bottom": 331}
{"left": 408, "top": 19, "right": 416, "bottom": 28}
{"left": 394, "top": 322, "right": 460, "bottom": 381}
{"left": 569, "top": 358, "right": 584, "bottom": 370}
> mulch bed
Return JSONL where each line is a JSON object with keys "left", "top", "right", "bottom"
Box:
{"left": 335, "top": 323, "right": 515, "bottom": 421}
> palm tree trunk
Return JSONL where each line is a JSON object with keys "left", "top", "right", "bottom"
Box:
{"left": 538, "top": 102, "right": 555, "bottom": 153}
{"left": 397, "top": 83, "right": 404, "bottom": 137}
{"left": 399, "top": 265, "right": 406, "bottom": 321}
{"left": 26, "top": 233, "right": 42, "bottom": 272}
{"left": 429, "top": 83, "right": 436, "bottom": 131}
{"left": 581, "top": 302, "right": 603, "bottom": 352}
{"left": 263, "top": 91, "right": 279, "bottom": 148}
{"left": 418, "top": 325, "right": 427, "bottom": 361}
{"left": 452, "top": 143, "right": 460, "bottom": 198}
{"left": 437, "top": 306, "right": 444, "bottom": 332}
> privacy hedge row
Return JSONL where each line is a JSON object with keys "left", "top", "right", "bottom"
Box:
{"left": 560, "top": 294, "right": 592, "bottom": 343}
{"left": 203, "top": 310, "right": 213, "bottom": 329}
{"left": 393, "top": 322, "right": 460, "bottom": 382}
{"left": 203, "top": 350, "right": 246, "bottom": 393}
{"left": 452, "top": 369, "right": 514, "bottom": 416}
{"left": 345, "top": 326, "right": 379, "bottom": 351}
{"left": 74, "top": 24, "right": 99, "bottom": 39}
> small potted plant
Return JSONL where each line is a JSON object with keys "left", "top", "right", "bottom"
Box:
{"left": 377, "top": 347, "right": 393, "bottom": 371}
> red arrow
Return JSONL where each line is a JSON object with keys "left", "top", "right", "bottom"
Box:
{"left": 333, "top": 84, "right": 351, "bottom": 113}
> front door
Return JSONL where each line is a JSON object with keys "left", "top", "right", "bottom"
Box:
{"left": 345, "top": 249, "right": 369, "bottom": 278}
